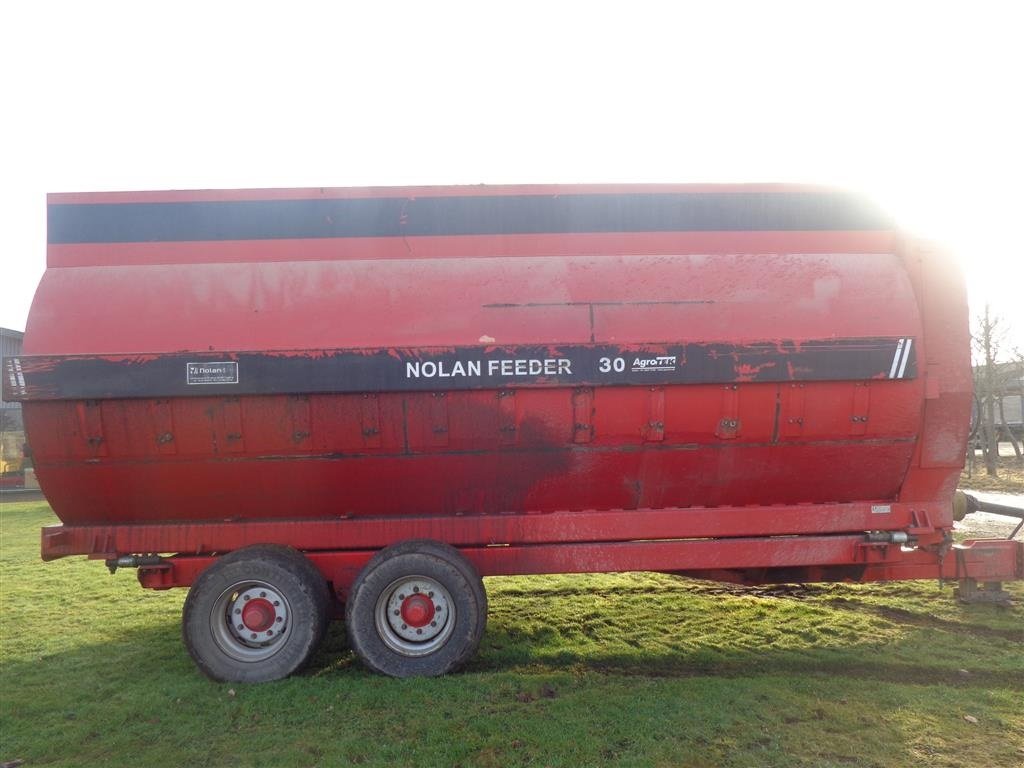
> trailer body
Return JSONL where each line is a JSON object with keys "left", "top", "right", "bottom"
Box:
{"left": 5, "top": 184, "right": 1020, "bottom": 681}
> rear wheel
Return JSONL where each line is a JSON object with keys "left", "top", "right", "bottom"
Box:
{"left": 346, "top": 540, "right": 487, "bottom": 677}
{"left": 182, "top": 544, "right": 330, "bottom": 683}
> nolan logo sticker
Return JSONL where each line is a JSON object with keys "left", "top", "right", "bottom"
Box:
{"left": 186, "top": 361, "right": 239, "bottom": 385}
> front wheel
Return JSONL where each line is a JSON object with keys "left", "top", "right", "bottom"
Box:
{"left": 182, "top": 544, "right": 330, "bottom": 683}
{"left": 346, "top": 540, "right": 487, "bottom": 677}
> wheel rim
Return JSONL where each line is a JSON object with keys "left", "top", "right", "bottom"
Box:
{"left": 210, "top": 581, "right": 291, "bottom": 663}
{"left": 374, "top": 575, "right": 455, "bottom": 657}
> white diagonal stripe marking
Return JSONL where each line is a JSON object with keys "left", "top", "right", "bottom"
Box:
{"left": 889, "top": 338, "right": 905, "bottom": 379}
{"left": 897, "top": 338, "right": 913, "bottom": 378}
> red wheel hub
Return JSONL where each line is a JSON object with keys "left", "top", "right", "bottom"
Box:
{"left": 400, "top": 593, "right": 435, "bottom": 628}
{"left": 241, "top": 598, "right": 276, "bottom": 632}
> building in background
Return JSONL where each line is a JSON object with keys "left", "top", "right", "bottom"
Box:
{"left": 997, "top": 360, "right": 1024, "bottom": 438}
{"left": 1, "top": 327, "right": 26, "bottom": 486}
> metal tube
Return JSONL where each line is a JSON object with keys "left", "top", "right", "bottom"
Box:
{"left": 105, "top": 555, "right": 166, "bottom": 573}
{"left": 964, "top": 494, "right": 1024, "bottom": 520}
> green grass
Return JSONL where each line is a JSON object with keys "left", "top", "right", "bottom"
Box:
{"left": 2, "top": 501, "right": 1022, "bottom": 768}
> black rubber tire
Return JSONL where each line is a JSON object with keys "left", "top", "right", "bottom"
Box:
{"left": 346, "top": 539, "right": 487, "bottom": 678}
{"left": 182, "top": 544, "right": 331, "bottom": 683}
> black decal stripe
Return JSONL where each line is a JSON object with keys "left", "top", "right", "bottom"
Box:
{"left": 5, "top": 339, "right": 917, "bottom": 402}
{"left": 48, "top": 192, "right": 892, "bottom": 245}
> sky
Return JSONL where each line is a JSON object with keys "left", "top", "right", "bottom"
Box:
{"left": 1, "top": 1, "right": 1022, "bottom": 357}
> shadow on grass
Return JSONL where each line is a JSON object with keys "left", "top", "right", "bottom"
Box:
{"left": 4, "top": 612, "right": 1020, "bottom": 695}
{"left": 469, "top": 622, "right": 1024, "bottom": 688}
{"left": 824, "top": 598, "right": 1024, "bottom": 642}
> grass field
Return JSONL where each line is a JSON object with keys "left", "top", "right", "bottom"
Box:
{"left": 1, "top": 501, "right": 1022, "bottom": 768}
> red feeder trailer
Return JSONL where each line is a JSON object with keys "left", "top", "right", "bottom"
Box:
{"left": 4, "top": 184, "right": 1021, "bottom": 682}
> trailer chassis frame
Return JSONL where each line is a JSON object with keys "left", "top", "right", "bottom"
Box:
{"left": 40, "top": 501, "right": 1023, "bottom": 598}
